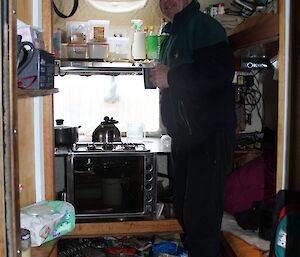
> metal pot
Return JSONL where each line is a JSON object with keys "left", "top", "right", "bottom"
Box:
{"left": 54, "top": 119, "right": 80, "bottom": 147}
{"left": 92, "top": 116, "right": 121, "bottom": 143}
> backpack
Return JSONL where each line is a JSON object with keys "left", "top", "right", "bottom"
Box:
{"left": 270, "top": 190, "right": 300, "bottom": 257}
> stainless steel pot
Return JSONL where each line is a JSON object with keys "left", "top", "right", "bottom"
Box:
{"left": 92, "top": 116, "right": 121, "bottom": 143}
{"left": 55, "top": 119, "right": 80, "bottom": 147}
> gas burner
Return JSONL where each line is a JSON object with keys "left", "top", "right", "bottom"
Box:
{"left": 103, "top": 143, "right": 114, "bottom": 151}
{"left": 123, "top": 143, "right": 137, "bottom": 151}
{"left": 87, "top": 144, "right": 97, "bottom": 151}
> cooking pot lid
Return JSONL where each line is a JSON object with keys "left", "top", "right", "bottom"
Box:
{"left": 55, "top": 119, "right": 73, "bottom": 129}
{"left": 101, "top": 116, "right": 118, "bottom": 125}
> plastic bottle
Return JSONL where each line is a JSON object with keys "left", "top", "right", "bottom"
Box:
{"left": 147, "top": 25, "right": 159, "bottom": 60}
{"left": 131, "top": 19, "right": 146, "bottom": 60}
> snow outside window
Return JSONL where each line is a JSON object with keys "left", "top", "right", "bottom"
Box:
{"left": 54, "top": 75, "right": 160, "bottom": 139}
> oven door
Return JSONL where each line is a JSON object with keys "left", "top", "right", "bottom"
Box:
{"left": 66, "top": 153, "right": 156, "bottom": 220}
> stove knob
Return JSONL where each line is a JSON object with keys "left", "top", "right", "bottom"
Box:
{"left": 146, "top": 163, "right": 153, "bottom": 171}
{"left": 145, "top": 194, "right": 152, "bottom": 202}
{"left": 145, "top": 173, "right": 153, "bottom": 181}
{"left": 145, "top": 183, "right": 152, "bottom": 191}
{"left": 145, "top": 204, "right": 153, "bottom": 213}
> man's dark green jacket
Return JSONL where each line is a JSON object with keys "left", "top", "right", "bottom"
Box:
{"left": 160, "top": 0, "right": 236, "bottom": 148}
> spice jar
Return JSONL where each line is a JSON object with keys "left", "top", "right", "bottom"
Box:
{"left": 20, "top": 228, "right": 31, "bottom": 257}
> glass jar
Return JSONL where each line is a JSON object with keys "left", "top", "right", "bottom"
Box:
{"left": 20, "top": 228, "right": 31, "bottom": 257}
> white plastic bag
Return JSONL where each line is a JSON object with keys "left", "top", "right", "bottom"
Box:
{"left": 20, "top": 201, "right": 75, "bottom": 247}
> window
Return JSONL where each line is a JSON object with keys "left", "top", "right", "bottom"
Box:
{"left": 54, "top": 75, "right": 160, "bottom": 140}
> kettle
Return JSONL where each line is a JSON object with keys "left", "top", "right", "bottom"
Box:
{"left": 17, "top": 34, "right": 35, "bottom": 74}
{"left": 92, "top": 116, "right": 121, "bottom": 143}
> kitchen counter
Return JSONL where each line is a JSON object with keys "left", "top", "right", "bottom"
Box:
{"left": 142, "top": 137, "right": 171, "bottom": 153}
{"left": 120, "top": 136, "right": 171, "bottom": 153}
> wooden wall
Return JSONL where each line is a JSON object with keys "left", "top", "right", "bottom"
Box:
{"left": 17, "top": 0, "right": 56, "bottom": 207}
{"left": 0, "top": 2, "right": 6, "bottom": 255}
{"left": 17, "top": 0, "right": 32, "bottom": 24}
{"left": 1, "top": 0, "right": 20, "bottom": 255}
{"left": 17, "top": 0, "right": 36, "bottom": 207}
{"left": 42, "top": 0, "right": 55, "bottom": 202}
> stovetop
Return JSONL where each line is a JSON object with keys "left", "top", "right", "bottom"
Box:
{"left": 74, "top": 141, "right": 149, "bottom": 152}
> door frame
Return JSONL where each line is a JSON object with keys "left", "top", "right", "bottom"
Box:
{"left": 0, "top": 0, "right": 20, "bottom": 256}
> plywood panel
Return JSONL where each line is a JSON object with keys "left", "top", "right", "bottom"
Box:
{"left": 31, "top": 240, "right": 57, "bottom": 257}
{"left": 18, "top": 97, "right": 36, "bottom": 207}
{"left": 229, "top": 13, "right": 279, "bottom": 50}
{"left": 17, "top": 0, "right": 32, "bottom": 24}
{"left": 67, "top": 219, "right": 182, "bottom": 237}
{"left": 0, "top": 2, "right": 6, "bottom": 254}
{"left": 43, "top": 95, "right": 55, "bottom": 201}
{"left": 10, "top": 0, "right": 21, "bottom": 252}
{"left": 0, "top": 8, "right": 7, "bottom": 253}
{"left": 42, "top": 0, "right": 56, "bottom": 202}
{"left": 276, "top": 0, "right": 285, "bottom": 191}
{"left": 17, "top": 0, "right": 36, "bottom": 207}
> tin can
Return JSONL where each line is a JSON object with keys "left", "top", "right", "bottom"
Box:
{"left": 21, "top": 228, "right": 31, "bottom": 257}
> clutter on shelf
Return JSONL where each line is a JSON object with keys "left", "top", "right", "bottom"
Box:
{"left": 57, "top": 233, "right": 188, "bottom": 257}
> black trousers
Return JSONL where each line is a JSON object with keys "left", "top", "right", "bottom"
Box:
{"left": 171, "top": 130, "right": 235, "bottom": 257}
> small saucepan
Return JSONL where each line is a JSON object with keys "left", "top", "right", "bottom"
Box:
{"left": 54, "top": 119, "right": 81, "bottom": 147}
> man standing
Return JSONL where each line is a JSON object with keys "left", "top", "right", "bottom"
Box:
{"left": 150, "top": 0, "right": 236, "bottom": 256}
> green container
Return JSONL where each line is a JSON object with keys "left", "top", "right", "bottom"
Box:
{"left": 147, "top": 35, "right": 159, "bottom": 60}
{"left": 147, "top": 35, "right": 168, "bottom": 60}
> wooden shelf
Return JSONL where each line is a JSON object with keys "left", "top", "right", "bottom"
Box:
{"left": 220, "top": 232, "right": 238, "bottom": 257}
{"left": 228, "top": 13, "right": 279, "bottom": 51}
{"left": 31, "top": 240, "right": 57, "bottom": 257}
{"left": 17, "top": 88, "right": 59, "bottom": 97}
{"left": 65, "top": 219, "right": 182, "bottom": 238}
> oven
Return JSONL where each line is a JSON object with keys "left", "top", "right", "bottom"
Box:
{"left": 55, "top": 142, "right": 157, "bottom": 221}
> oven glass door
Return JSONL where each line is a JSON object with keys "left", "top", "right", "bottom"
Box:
{"left": 73, "top": 155, "right": 144, "bottom": 215}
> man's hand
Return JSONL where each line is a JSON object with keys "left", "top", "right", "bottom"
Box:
{"left": 149, "top": 64, "right": 170, "bottom": 89}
